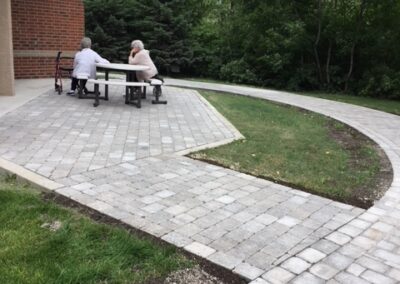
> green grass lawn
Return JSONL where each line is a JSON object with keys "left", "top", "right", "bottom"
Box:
{"left": 190, "top": 91, "right": 382, "bottom": 206}
{"left": 0, "top": 177, "right": 192, "bottom": 284}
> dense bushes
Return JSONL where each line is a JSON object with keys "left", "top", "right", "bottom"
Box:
{"left": 358, "top": 68, "right": 400, "bottom": 99}
{"left": 220, "top": 59, "right": 259, "bottom": 85}
{"left": 84, "top": 0, "right": 400, "bottom": 99}
{"left": 84, "top": 0, "right": 205, "bottom": 75}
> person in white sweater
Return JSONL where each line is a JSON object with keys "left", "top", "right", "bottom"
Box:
{"left": 128, "top": 40, "right": 158, "bottom": 81}
{"left": 67, "top": 37, "right": 109, "bottom": 95}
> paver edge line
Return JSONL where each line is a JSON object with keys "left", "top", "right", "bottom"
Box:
{"left": 0, "top": 157, "right": 64, "bottom": 191}
{"left": 170, "top": 88, "right": 244, "bottom": 156}
{"left": 195, "top": 91, "right": 245, "bottom": 140}
{"left": 174, "top": 137, "right": 243, "bottom": 156}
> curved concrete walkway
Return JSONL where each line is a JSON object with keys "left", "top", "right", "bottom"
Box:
{"left": 0, "top": 79, "right": 399, "bottom": 283}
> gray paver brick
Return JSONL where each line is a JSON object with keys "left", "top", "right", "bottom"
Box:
{"left": 326, "top": 231, "right": 352, "bottom": 245}
{"left": 356, "top": 255, "right": 389, "bottom": 273}
{"left": 191, "top": 233, "right": 212, "bottom": 245}
{"left": 346, "top": 263, "right": 366, "bottom": 277}
{"left": 281, "top": 257, "right": 311, "bottom": 274}
{"left": 209, "top": 237, "right": 239, "bottom": 252}
{"left": 359, "top": 212, "right": 380, "bottom": 223}
{"left": 262, "top": 267, "right": 295, "bottom": 283}
{"left": 291, "top": 272, "right": 325, "bottom": 284}
{"left": 247, "top": 251, "right": 276, "bottom": 270}
{"left": 351, "top": 236, "right": 377, "bottom": 250}
{"left": 310, "top": 263, "right": 339, "bottom": 280}
{"left": 173, "top": 213, "right": 195, "bottom": 224}
{"left": 338, "top": 225, "right": 364, "bottom": 237}
{"left": 363, "top": 228, "right": 385, "bottom": 242}
{"left": 228, "top": 240, "right": 261, "bottom": 260}
{"left": 200, "top": 226, "right": 228, "bottom": 240}
{"left": 325, "top": 252, "right": 354, "bottom": 270}
{"left": 161, "top": 232, "right": 192, "bottom": 248}
{"left": 141, "top": 222, "right": 171, "bottom": 237}
{"left": 184, "top": 242, "right": 216, "bottom": 258}
{"left": 373, "top": 249, "right": 400, "bottom": 265}
{"left": 334, "top": 272, "right": 370, "bottom": 284}
{"left": 155, "top": 190, "right": 176, "bottom": 198}
{"left": 208, "top": 251, "right": 242, "bottom": 270}
{"left": 143, "top": 203, "right": 166, "bottom": 213}
{"left": 234, "top": 262, "right": 264, "bottom": 281}
{"left": 277, "top": 216, "right": 301, "bottom": 227}
{"left": 388, "top": 268, "right": 400, "bottom": 281}
{"left": 249, "top": 278, "right": 270, "bottom": 284}
{"left": 338, "top": 244, "right": 364, "bottom": 259}
{"left": 261, "top": 243, "right": 291, "bottom": 258}
{"left": 255, "top": 213, "right": 278, "bottom": 225}
{"left": 120, "top": 215, "right": 147, "bottom": 228}
{"left": 225, "top": 227, "right": 253, "bottom": 242}
{"left": 377, "top": 240, "right": 397, "bottom": 251}
{"left": 174, "top": 223, "right": 202, "bottom": 237}
{"left": 242, "top": 220, "right": 265, "bottom": 233}
{"left": 72, "top": 182, "right": 95, "bottom": 191}
{"left": 348, "top": 219, "right": 372, "bottom": 230}
{"left": 164, "top": 205, "right": 187, "bottom": 215}
{"left": 361, "top": 269, "right": 396, "bottom": 284}
{"left": 297, "top": 248, "right": 327, "bottom": 263}
{"left": 232, "top": 211, "right": 256, "bottom": 223}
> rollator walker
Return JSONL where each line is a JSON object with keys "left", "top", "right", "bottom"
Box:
{"left": 54, "top": 51, "right": 74, "bottom": 94}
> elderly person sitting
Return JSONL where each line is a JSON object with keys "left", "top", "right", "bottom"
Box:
{"left": 128, "top": 40, "right": 158, "bottom": 81}
{"left": 67, "top": 37, "right": 109, "bottom": 95}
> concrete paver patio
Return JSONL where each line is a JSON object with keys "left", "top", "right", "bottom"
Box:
{"left": 1, "top": 79, "right": 399, "bottom": 283}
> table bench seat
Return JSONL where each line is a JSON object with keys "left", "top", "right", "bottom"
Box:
{"left": 147, "top": 79, "right": 167, "bottom": 104}
{"left": 88, "top": 79, "right": 150, "bottom": 87}
{"left": 88, "top": 79, "right": 149, "bottom": 108}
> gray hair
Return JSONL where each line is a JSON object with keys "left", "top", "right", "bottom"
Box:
{"left": 80, "top": 37, "right": 92, "bottom": 49}
{"left": 131, "top": 40, "right": 144, "bottom": 50}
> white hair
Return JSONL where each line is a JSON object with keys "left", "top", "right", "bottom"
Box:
{"left": 131, "top": 40, "right": 144, "bottom": 50}
{"left": 80, "top": 37, "right": 92, "bottom": 49}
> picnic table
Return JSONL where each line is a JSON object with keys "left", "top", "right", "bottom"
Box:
{"left": 88, "top": 63, "right": 149, "bottom": 108}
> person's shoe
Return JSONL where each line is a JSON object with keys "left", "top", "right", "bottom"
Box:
{"left": 67, "top": 90, "right": 76, "bottom": 96}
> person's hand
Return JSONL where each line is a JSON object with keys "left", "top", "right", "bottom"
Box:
{"left": 130, "top": 48, "right": 136, "bottom": 57}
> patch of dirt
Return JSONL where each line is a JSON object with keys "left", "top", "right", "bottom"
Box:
{"left": 163, "top": 266, "right": 222, "bottom": 284}
{"left": 40, "top": 220, "right": 62, "bottom": 231}
{"left": 326, "top": 120, "right": 393, "bottom": 208}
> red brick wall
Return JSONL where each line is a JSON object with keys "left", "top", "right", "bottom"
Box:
{"left": 11, "top": 0, "right": 84, "bottom": 78}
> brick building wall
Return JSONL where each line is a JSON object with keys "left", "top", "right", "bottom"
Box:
{"left": 11, "top": 0, "right": 84, "bottom": 78}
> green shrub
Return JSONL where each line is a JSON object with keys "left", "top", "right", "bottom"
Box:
{"left": 220, "top": 59, "right": 260, "bottom": 84}
{"left": 358, "top": 67, "right": 400, "bottom": 99}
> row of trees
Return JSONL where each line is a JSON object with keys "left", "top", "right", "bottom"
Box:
{"left": 84, "top": 0, "right": 400, "bottom": 98}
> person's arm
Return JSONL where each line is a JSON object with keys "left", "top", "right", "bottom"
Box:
{"left": 129, "top": 50, "right": 144, "bottom": 65}
{"left": 94, "top": 51, "right": 110, "bottom": 64}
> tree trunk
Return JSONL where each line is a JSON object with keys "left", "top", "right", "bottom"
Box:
{"left": 326, "top": 40, "right": 332, "bottom": 85}
{"left": 344, "top": 43, "right": 356, "bottom": 92}
{"left": 344, "top": 0, "right": 367, "bottom": 92}
{"left": 314, "top": 0, "right": 323, "bottom": 83}
{"left": 325, "top": 0, "right": 337, "bottom": 86}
